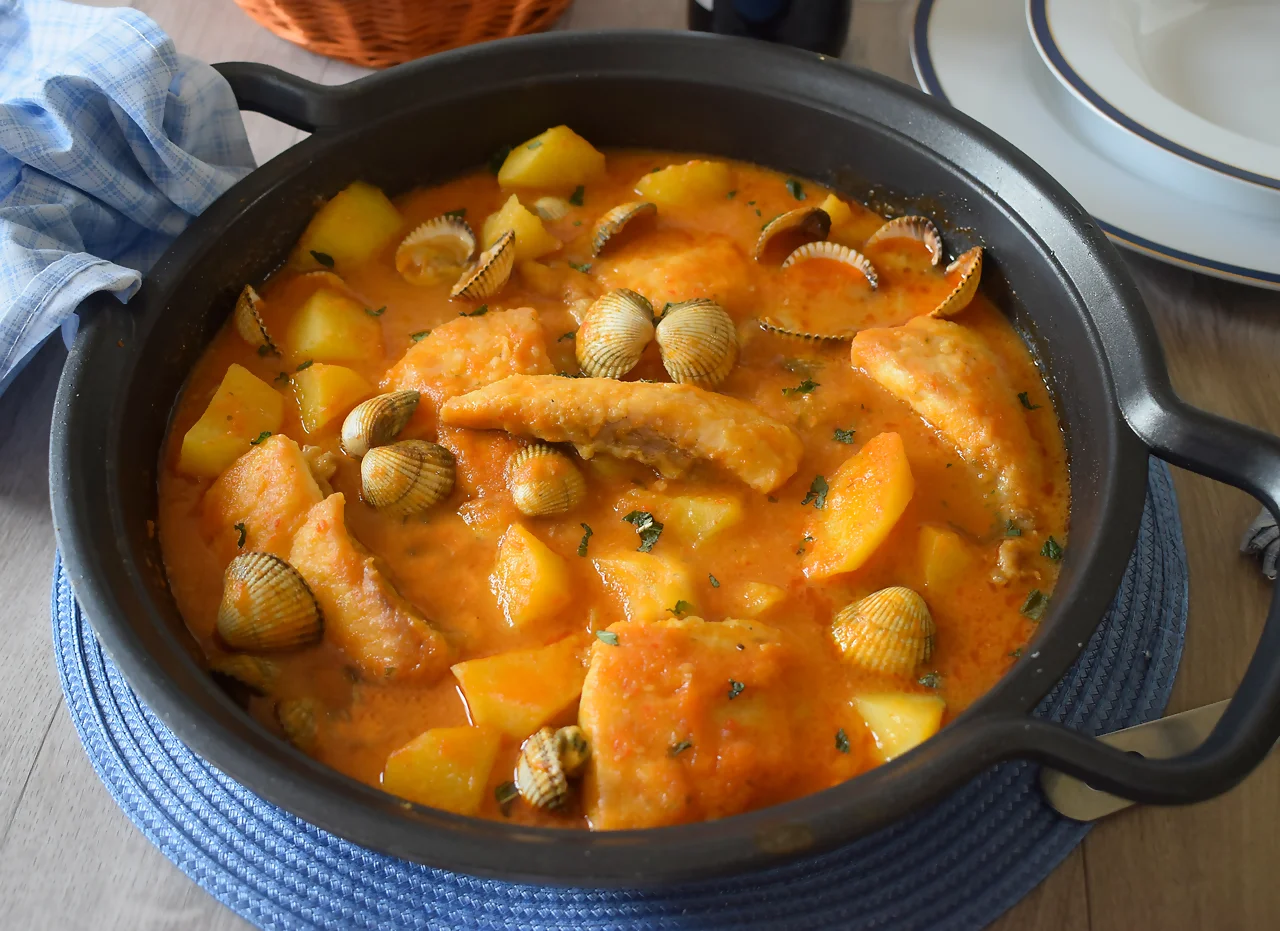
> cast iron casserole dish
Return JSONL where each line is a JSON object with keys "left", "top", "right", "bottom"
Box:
{"left": 48, "top": 31, "right": 1280, "bottom": 885}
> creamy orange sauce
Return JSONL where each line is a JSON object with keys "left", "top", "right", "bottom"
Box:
{"left": 157, "top": 151, "right": 1069, "bottom": 829}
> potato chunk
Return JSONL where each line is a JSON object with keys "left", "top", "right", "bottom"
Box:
{"left": 201, "top": 434, "right": 322, "bottom": 558}
{"left": 292, "top": 363, "right": 374, "bottom": 433}
{"left": 382, "top": 725, "right": 502, "bottom": 815}
{"left": 286, "top": 289, "right": 384, "bottom": 366}
{"left": 803, "top": 431, "right": 914, "bottom": 580}
{"left": 177, "top": 364, "right": 285, "bottom": 479}
{"left": 482, "top": 195, "right": 560, "bottom": 261}
{"left": 490, "top": 523, "right": 572, "bottom": 628}
{"left": 451, "top": 633, "right": 590, "bottom": 738}
{"left": 593, "top": 552, "right": 696, "bottom": 623}
{"left": 293, "top": 180, "right": 402, "bottom": 270}
{"left": 634, "top": 160, "right": 732, "bottom": 208}
{"left": 854, "top": 693, "right": 945, "bottom": 761}
{"left": 497, "top": 125, "right": 606, "bottom": 190}
{"left": 288, "top": 494, "right": 450, "bottom": 682}
{"left": 664, "top": 494, "right": 744, "bottom": 548}
{"left": 919, "top": 525, "right": 972, "bottom": 589}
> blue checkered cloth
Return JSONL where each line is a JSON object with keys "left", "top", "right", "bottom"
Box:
{"left": 0, "top": 0, "right": 253, "bottom": 393}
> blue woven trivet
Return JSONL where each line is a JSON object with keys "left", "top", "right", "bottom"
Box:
{"left": 54, "top": 458, "right": 1187, "bottom": 931}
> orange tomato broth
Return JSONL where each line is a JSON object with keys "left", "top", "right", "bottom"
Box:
{"left": 157, "top": 150, "right": 1069, "bottom": 829}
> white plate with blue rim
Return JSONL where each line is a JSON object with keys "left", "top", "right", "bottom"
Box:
{"left": 911, "top": 0, "right": 1280, "bottom": 290}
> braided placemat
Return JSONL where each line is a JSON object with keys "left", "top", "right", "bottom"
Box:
{"left": 54, "top": 458, "right": 1187, "bottom": 931}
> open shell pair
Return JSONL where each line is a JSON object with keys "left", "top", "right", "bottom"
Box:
{"left": 394, "top": 215, "right": 515, "bottom": 300}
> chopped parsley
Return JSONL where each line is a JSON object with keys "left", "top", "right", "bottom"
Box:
{"left": 249, "top": 431, "right": 272, "bottom": 445}
{"left": 233, "top": 522, "right": 247, "bottom": 548}
{"left": 785, "top": 178, "right": 806, "bottom": 200}
{"left": 669, "top": 599, "right": 694, "bottom": 618}
{"left": 783, "top": 377, "right": 819, "bottom": 396}
{"left": 410, "top": 330, "right": 431, "bottom": 341}
{"left": 595, "top": 629, "right": 619, "bottom": 646}
{"left": 1020, "top": 588, "right": 1049, "bottom": 621}
{"left": 832, "top": 427, "right": 856, "bottom": 444}
{"left": 1009, "top": 647, "right": 1023, "bottom": 658}
{"left": 309, "top": 250, "right": 334, "bottom": 268}
{"left": 273, "top": 371, "right": 290, "bottom": 385}
{"left": 295, "top": 359, "right": 314, "bottom": 372}
{"left": 747, "top": 200, "right": 756, "bottom": 206}
{"left": 494, "top": 781, "right": 519, "bottom": 817}
{"left": 835, "top": 728, "right": 850, "bottom": 754}
{"left": 526, "top": 139, "right": 543, "bottom": 150}
{"left": 488, "top": 144, "right": 512, "bottom": 174}
{"left": 459, "top": 304, "right": 488, "bottom": 317}
{"left": 1018, "top": 391, "right": 1041, "bottom": 410}
{"left": 802, "top": 475, "right": 829, "bottom": 509}
{"left": 558, "top": 331, "right": 576, "bottom": 342}
{"left": 767, "top": 495, "right": 779, "bottom": 503}
{"left": 1041, "top": 536, "right": 1064, "bottom": 560}
{"left": 365, "top": 305, "right": 386, "bottom": 317}
{"left": 796, "top": 532, "right": 815, "bottom": 555}
{"left": 568, "top": 185, "right": 585, "bottom": 207}
{"left": 623, "top": 510, "right": 664, "bottom": 552}
{"left": 568, "top": 261, "right": 592, "bottom": 274}
{"left": 727, "top": 679, "right": 745, "bottom": 700}
{"left": 755, "top": 208, "right": 762, "bottom": 217}
{"left": 708, "top": 573, "right": 720, "bottom": 588}
{"left": 1004, "top": 519, "right": 1022, "bottom": 537}
{"left": 577, "top": 523, "right": 594, "bottom": 557}
{"left": 726, "top": 189, "right": 738, "bottom": 199}
{"left": 256, "top": 343, "right": 272, "bottom": 357}
{"left": 918, "top": 672, "right": 942, "bottom": 689}
{"left": 573, "top": 220, "right": 583, "bottom": 226}
{"left": 443, "top": 208, "right": 467, "bottom": 220}
{"left": 668, "top": 739, "right": 693, "bottom": 757}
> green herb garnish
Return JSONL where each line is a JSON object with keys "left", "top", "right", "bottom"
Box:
{"left": 669, "top": 740, "right": 693, "bottom": 757}
{"left": 1004, "top": 519, "right": 1022, "bottom": 537}
{"left": 410, "top": 330, "right": 431, "bottom": 342}
{"left": 249, "top": 431, "right": 272, "bottom": 445}
{"left": 785, "top": 178, "right": 806, "bottom": 200}
{"left": 256, "top": 343, "right": 272, "bottom": 357}
{"left": 623, "top": 510, "right": 664, "bottom": 552}
{"left": 918, "top": 672, "right": 941, "bottom": 689}
{"left": 558, "top": 331, "right": 576, "bottom": 342}
{"left": 309, "top": 250, "right": 334, "bottom": 268}
{"left": 568, "top": 261, "right": 591, "bottom": 274}
{"left": 796, "top": 532, "right": 815, "bottom": 555}
{"left": 578, "top": 523, "right": 593, "bottom": 557}
{"left": 1009, "top": 647, "right": 1023, "bottom": 658}
{"left": 295, "top": 359, "right": 314, "bottom": 372}
{"left": 233, "top": 522, "right": 247, "bottom": 547}
{"left": 568, "top": 185, "right": 585, "bottom": 206}
{"left": 669, "top": 599, "right": 693, "bottom": 618}
{"left": 835, "top": 729, "right": 850, "bottom": 754}
{"left": 1018, "top": 391, "right": 1041, "bottom": 410}
{"left": 488, "top": 144, "right": 512, "bottom": 174}
{"left": 1041, "top": 536, "right": 1064, "bottom": 560}
{"left": 365, "top": 306, "right": 386, "bottom": 317}
{"left": 459, "top": 304, "right": 488, "bottom": 317}
{"left": 833, "top": 427, "right": 856, "bottom": 444}
{"left": 1020, "top": 588, "right": 1049, "bottom": 621}
{"left": 494, "top": 781, "right": 519, "bottom": 816}
{"left": 727, "top": 679, "right": 745, "bottom": 700}
{"left": 726, "top": 190, "right": 738, "bottom": 199}
{"left": 708, "top": 574, "right": 720, "bottom": 588}
{"left": 595, "top": 629, "right": 619, "bottom": 646}
{"left": 755, "top": 208, "right": 762, "bottom": 217}
{"left": 802, "top": 475, "right": 829, "bottom": 509}
{"left": 783, "top": 377, "right": 819, "bottom": 396}
{"left": 273, "top": 371, "right": 290, "bottom": 385}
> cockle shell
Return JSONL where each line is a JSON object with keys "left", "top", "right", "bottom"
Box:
{"left": 864, "top": 215, "right": 944, "bottom": 266}
{"left": 216, "top": 552, "right": 323, "bottom": 653}
{"left": 233, "top": 284, "right": 274, "bottom": 351}
{"left": 209, "top": 654, "right": 279, "bottom": 695}
{"left": 753, "top": 206, "right": 831, "bottom": 263}
{"left": 532, "top": 196, "right": 572, "bottom": 221}
{"left": 276, "top": 697, "right": 320, "bottom": 752}
{"left": 360, "top": 439, "right": 455, "bottom": 516}
{"left": 507, "top": 444, "right": 587, "bottom": 516}
{"left": 575, "top": 288, "right": 655, "bottom": 378}
{"left": 591, "top": 201, "right": 657, "bottom": 255}
{"left": 451, "top": 228, "right": 515, "bottom": 300}
{"left": 396, "top": 216, "right": 476, "bottom": 286}
{"left": 782, "top": 240, "right": 879, "bottom": 289}
{"left": 654, "top": 298, "right": 739, "bottom": 388}
{"left": 340, "top": 390, "right": 420, "bottom": 458}
{"left": 831, "top": 586, "right": 935, "bottom": 677}
{"left": 516, "top": 725, "right": 592, "bottom": 810}
{"left": 930, "top": 246, "right": 983, "bottom": 318}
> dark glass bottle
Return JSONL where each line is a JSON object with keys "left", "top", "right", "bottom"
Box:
{"left": 688, "top": 0, "right": 852, "bottom": 57}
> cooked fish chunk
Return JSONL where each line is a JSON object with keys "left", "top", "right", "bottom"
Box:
{"left": 289, "top": 493, "right": 450, "bottom": 682}
{"left": 850, "top": 316, "right": 1040, "bottom": 520}
{"left": 438, "top": 374, "right": 803, "bottom": 493}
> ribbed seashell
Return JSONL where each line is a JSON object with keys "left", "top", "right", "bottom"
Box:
{"left": 831, "top": 586, "right": 936, "bottom": 678}
{"left": 575, "top": 288, "right": 655, "bottom": 378}
{"left": 516, "top": 725, "right": 592, "bottom": 810}
{"left": 654, "top": 298, "right": 739, "bottom": 388}
{"left": 216, "top": 553, "right": 323, "bottom": 653}
{"left": 864, "top": 215, "right": 944, "bottom": 266}
{"left": 756, "top": 318, "right": 849, "bottom": 342}
{"left": 591, "top": 201, "right": 657, "bottom": 256}
{"left": 753, "top": 206, "right": 831, "bottom": 263}
{"left": 276, "top": 698, "right": 319, "bottom": 752}
{"left": 507, "top": 444, "right": 587, "bottom": 516}
{"left": 532, "top": 196, "right": 572, "bottom": 221}
{"left": 930, "top": 246, "right": 983, "bottom": 318}
{"left": 782, "top": 240, "right": 879, "bottom": 289}
{"left": 360, "top": 439, "right": 455, "bottom": 517}
{"left": 209, "top": 654, "right": 279, "bottom": 695}
{"left": 340, "top": 390, "right": 420, "bottom": 458}
{"left": 233, "top": 284, "right": 274, "bottom": 351}
{"left": 451, "top": 228, "right": 515, "bottom": 300}
{"left": 396, "top": 217, "right": 476, "bottom": 286}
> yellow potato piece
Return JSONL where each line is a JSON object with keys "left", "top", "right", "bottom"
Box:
{"left": 451, "top": 633, "right": 591, "bottom": 737}
{"left": 483, "top": 195, "right": 560, "bottom": 261}
{"left": 490, "top": 523, "right": 572, "bottom": 628}
{"left": 919, "top": 525, "right": 972, "bottom": 589}
{"left": 382, "top": 725, "right": 502, "bottom": 815}
{"left": 497, "top": 126, "right": 606, "bottom": 190}
{"left": 177, "top": 363, "right": 285, "bottom": 479}
{"left": 286, "top": 289, "right": 384, "bottom": 366}
{"left": 803, "top": 431, "right": 915, "bottom": 580}
{"left": 735, "top": 581, "right": 787, "bottom": 618}
{"left": 201, "top": 434, "right": 322, "bottom": 558}
{"left": 293, "top": 180, "right": 403, "bottom": 270}
{"left": 634, "top": 159, "right": 733, "bottom": 209}
{"left": 594, "top": 552, "right": 696, "bottom": 623}
{"left": 292, "top": 363, "right": 374, "bottom": 433}
{"left": 854, "top": 693, "right": 946, "bottom": 761}
{"left": 663, "top": 494, "right": 744, "bottom": 548}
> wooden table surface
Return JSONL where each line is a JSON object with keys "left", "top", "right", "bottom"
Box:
{"left": 1, "top": 1, "right": 1277, "bottom": 928}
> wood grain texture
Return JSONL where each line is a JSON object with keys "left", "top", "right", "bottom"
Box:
{"left": 0, "top": 1, "right": 1276, "bottom": 928}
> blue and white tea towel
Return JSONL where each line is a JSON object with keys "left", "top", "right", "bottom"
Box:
{"left": 0, "top": 0, "right": 254, "bottom": 393}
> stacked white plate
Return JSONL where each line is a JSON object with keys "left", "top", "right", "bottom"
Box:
{"left": 911, "top": 0, "right": 1280, "bottom": 289}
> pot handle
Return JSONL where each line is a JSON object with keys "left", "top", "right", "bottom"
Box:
{"left": 213, "top": 62, "right": 353, "bottom": 134}
{"left": 991, "top": 388, "right": 1280, "bottom": 806}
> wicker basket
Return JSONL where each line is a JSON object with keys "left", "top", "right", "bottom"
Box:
{"left": 233, "top": 0, "right": 573, "bottom": 69}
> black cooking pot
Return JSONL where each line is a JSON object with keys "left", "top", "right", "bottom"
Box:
{"left": 49, "top": 31, "right": 1280, "bottom": 885}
